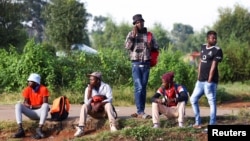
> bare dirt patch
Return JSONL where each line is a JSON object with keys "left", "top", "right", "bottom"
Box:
{"left": 219, "top": 101, "right": 250, "bottom": 108}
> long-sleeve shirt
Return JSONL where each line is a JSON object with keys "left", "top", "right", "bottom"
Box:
{"left": 84, "top": 81, "right": 113, "bottom": 105}
{"left": 125, "top": 27, "right": 158, "bottom": 62}
{"left": 151, "top": 84, "right": 188, "bottom": 107}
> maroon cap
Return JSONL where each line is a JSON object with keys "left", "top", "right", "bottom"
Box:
{"left": 161, "top": 72, "right": 174, "bottom": 83}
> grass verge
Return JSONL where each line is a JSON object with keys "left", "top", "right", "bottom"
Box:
{"left": 1, "top": 108, "right": 250, "bottom": 141}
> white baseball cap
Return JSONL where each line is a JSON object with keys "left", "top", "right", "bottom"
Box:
{"left": 27, "top": 73, "right": 41, "bottom": 84}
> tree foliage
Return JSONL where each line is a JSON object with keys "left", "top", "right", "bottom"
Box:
{"left": 213, "top": 4, "right": 250, "bottom": 82}
{"left": 91, "top": 18, "right": 131, "bottom": 49}
{"left": 20, "top": 0, "right": 48, "bottom": 43}
{"left": 0, "top": 39, "right": 57, "bottom": 92}
{"left": 171, "top": 23, "right": 194, "bottom": 52}
{"left": 42, "top": 0, "right": 89, "bottom": 52}
{"left": 214, "top": 4, "right": 250, "bottom": 45}
{"left": 150, "top": 23, "right": 171, "bottom": 49}
{"left": 0, "top": 0, "right": 28, "bottom": 50}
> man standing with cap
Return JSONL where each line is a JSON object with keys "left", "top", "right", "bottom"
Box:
{"left": 125, "top": 14, "right": 159, "bottom": 119}
{"left": 74, "top": 72, "right": 117, "bottom": 137}
{"left": 151, "top": 72, "right": 188, "bottom": 128}
{"left": 13, "top": 73, "right": 50, "bottom": 139}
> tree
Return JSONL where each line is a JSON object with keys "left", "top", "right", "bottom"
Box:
{"left": 214, "top": 4, "right": 250, "bottom": 46}
{"left": 182, "top": 29, "right": 207, "bottom": 53}
{"left": 170, "top": 23, "right": 194, "bottom": 52}
{"left": 91, "top": 15, "right": 108, "bottom": 33}
{"left": 42, "top": 0, "right": 89, "bottom": 52}
{"left": 213, "top": 4, "right": 250, "bottom": 82}
{"left": 91, "top": 17, "right": 131, "bottom": 49}
{"left": 171, "top": 23, "right": 194, "bottom": 43}
{"left": 0, "top": 0, "right": 28, "bottom": 50}
{"left": 150, "top": 23, "right": 171, "bottom": 49}
{"left": 20, "top": 0, "right": 48, "bottom": 43}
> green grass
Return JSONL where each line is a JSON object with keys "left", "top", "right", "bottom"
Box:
{"left": 1, "top": 109, "right": 250, "bottom": 141}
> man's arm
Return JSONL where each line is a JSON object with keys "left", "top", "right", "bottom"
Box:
{"left": 23, "top": 98, "right": 31, "bottom": 108}
{"left": 125, "top": 31, "right": 135, "bottom": 50}
{"left": 102, "top": 84, "right": 113, "bottom": 103}
{"left": 151, "top": 92, "right": 162, "bottom": 103}
{"left": 208, "top": 61, "right": 217, "bottom": 83}
{"left": 197, "top": 59, "right": 201, "bottom": 80}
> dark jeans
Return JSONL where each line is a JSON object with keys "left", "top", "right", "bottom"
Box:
{"left": 132, "top": 61, "right": 150, "bottom": 114}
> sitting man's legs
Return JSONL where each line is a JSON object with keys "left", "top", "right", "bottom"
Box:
{"left": 104, "top": 103, "right": 117, "bottom": 132}
{"left": 177, "top": 101, "right": 186, "bottom": 127}
{"left": 13, "top": 103, "right": 49, "bottom": 138}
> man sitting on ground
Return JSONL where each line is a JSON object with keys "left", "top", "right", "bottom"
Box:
{"left": 13, "top": 73, "right": 50, "bottom": 139}
{"left": 151, "top": 72, "right": 188, "bottom": 128}
{"left": 74, "top": 72, "right": 118, "bottom": 137}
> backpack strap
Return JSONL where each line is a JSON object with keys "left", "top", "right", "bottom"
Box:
{"left": 64, "top": 96, "right": 70, "bottom": 113}
{"left": 147, "top": 32, "right": 152, "bottom": 43}
{"left": 174, "top": 84, "right": 179, "bottom": 94}
{"left": 59, "top": 96, "right": 65, "bottom": 116}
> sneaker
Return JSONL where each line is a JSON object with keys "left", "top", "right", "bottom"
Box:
{"left": 178, "top": 122, "right": 184, "bottom": 128}
{"left": 13, "top": 128, "right": 25, "bottom": 138}
{"left": 192, "top": 124, "right": 202, "bottom": 129}
{"left": 110, "top": 125, "right": 118, "bottom": 132}
{"left": 35, "top": 128, "right": 45, "bottom": 138}
{"left": 74, "top": 126, "right": 84, "bottom": 137}
{"left": 153, "top": 123, "right": 159, "bottom": 128}
{"left": 203, "top": 128, "right": 208, "bottom": 133}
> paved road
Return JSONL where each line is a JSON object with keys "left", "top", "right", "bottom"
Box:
{"left": 0, "top": 104, "right": 240, "bottom": 121}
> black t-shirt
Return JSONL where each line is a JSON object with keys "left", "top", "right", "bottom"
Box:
{"left": 199, "top": 44, "right": 223, "bottom": 83}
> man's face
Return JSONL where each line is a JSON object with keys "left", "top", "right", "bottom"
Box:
{"left": 89, "top": 76, "right": 99, "bottom": 87}
{"left": 28, "top": 81, "right": 37, "bottom": 88}
{"left": 161, "top": 79, "right": 171, "bottom": 89}
{"left": 207, "top": 34, "right": 217, "bottom": 46}
{"left": 135, "top": 20, "right": 144, "bottom": 30}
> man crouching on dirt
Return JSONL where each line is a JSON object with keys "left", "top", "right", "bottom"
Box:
{"left": 74, "top": 72, "right": 118, "bottom": 137}
{"left": 151, "top": 72, "right": 188, "bottom": 128}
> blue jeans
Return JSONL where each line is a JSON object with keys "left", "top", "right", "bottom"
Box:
{"left": 132, "top": 61, "right": 150, "bottom": 114}
{"left": 190, "top": 81, "right": 217, "bottom": 125}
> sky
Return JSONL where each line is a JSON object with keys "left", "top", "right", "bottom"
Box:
{"left": 80, "top": 0, "right": 250, "bottom": 31}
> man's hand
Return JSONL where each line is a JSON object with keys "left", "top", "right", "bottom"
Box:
{"left": 166, "top": 98, "right": 176, "bottom": 104}
{"left": 155, "top": 98, "right": 164, "bottom": 104}
{"left": 87, "top": 85, "right": 94, "bottom": 99}
{"left": 132, "top": 26, "right": 138, "bottom": 38}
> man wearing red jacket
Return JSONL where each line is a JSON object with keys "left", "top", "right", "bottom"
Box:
{"left": 151, "top": 72, "right": 188, "bottom": 128}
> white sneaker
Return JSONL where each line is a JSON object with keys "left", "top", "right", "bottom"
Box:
{"left": 110, "top": 125, "right": 118, "bottom": 132}
{"left": 178, "top": 122, "right": 184, "bottom": 128}
{"left": 203, "top": 128, "right": 208, "bottom": 133}
{"left": 74, "top": 126, "right": 84, "bottom": 137}
{"left": 153, "top": 123, "right": 159, "bottom": 128}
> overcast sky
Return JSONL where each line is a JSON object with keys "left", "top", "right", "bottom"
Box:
{"left": 80, "top": 0, "right": 250, "bottom": 31}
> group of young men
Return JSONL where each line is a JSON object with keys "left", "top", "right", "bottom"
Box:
{"left": 12, "top": 13, "right": 223, "bottom": 139}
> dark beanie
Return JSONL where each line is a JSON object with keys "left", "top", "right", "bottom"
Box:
{"left": 161, "top": 72, "right": 174, "bottom": 83}
{"left": 132, "top": 14, "right": 145, "bottom": 25}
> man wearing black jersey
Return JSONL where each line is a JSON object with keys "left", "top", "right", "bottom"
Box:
{"left": 190, "top": 31, "right": 223, "bottom": 130}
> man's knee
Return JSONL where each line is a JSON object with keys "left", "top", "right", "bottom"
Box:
{"left": 41, "top": 103, "right": 50, "bottom": 111}
{"left": 15, "top": 103, "right": 22, "bottom": 109}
